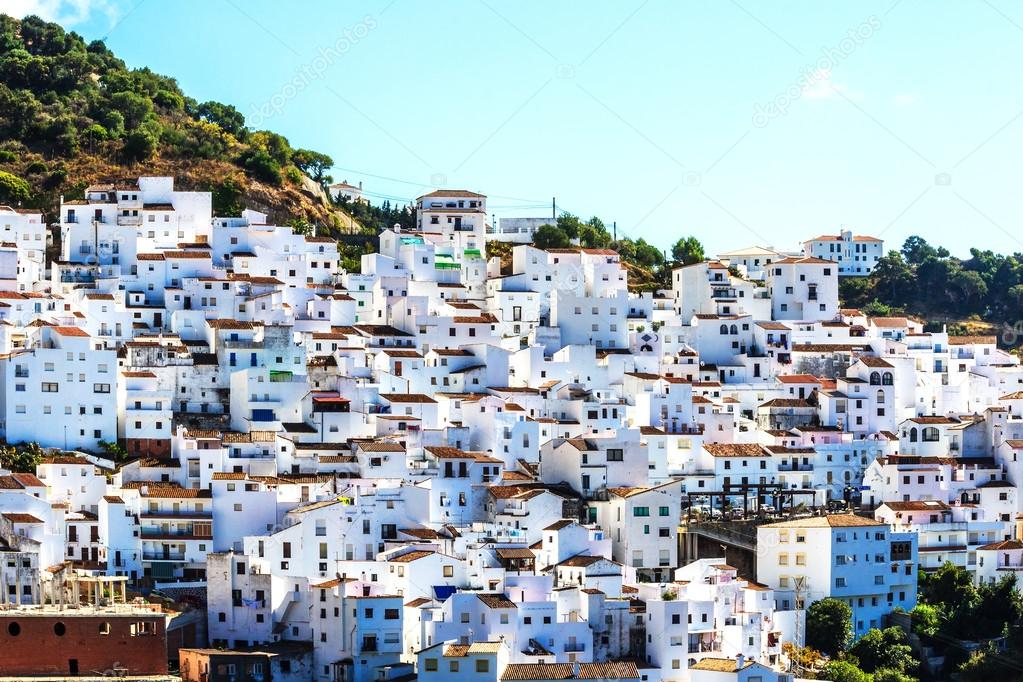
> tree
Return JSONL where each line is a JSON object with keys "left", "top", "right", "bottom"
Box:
{"left": 901, "top": 235, "right": 938, "bottom": 265}
{"left": 0, "top": 442, "right": 45, "bottom": 473}
{"left": 532, "top": 224, "right": 570, "bottom": 249}
{"left": 122, "top": 127, "right": 158, "bottom": 162}
{"left": 909, "top": 603, "right": 940, "bottom": 636}
{"left": 782, "top": 643, "right": 824, "bottom": 675}
{"left": 632, "top": 238, "right": 663, "bottom": 268}
{"left": 948, "top": 269, "right": 988, "bottom": 314}
{"left": 241, "top": 148, "right": 282, "bottom": 185}
{"left": 920, "top": 562, "right": 975, "bottom": 613}
{"left": 973, "top": 574, "right": 1023, "bottom": 639}
{"left": 671, "top": 236, "right": 704, "bottom": 265}
{"left": 805, "top": 598, "right": 853, "bottom": 656}
{"left": 194, "top": 100, "right": 245, "bottom": 136}
{"left": 839, "top": 274, "right": 873, "bottom": 309}
{"left": 211, "top": 177, "right": 244, "bottom": 216}
{"left": 959, "top": 646, "right": 1023, "bottom": 682}
{"left": 292, "top": 148, "right": 334, "bottom": 184}
{"left": 872, "top": 669, "right": 918, "bottom": 682}
{"left": 819, "top": 660, "right": 871, "bottom": 682}
{"left": 109, "top": 90, "right": 154, "bottom": 129}
{"left": 848, "top": 627, "right": 916, "bottom": 674}
{"left": 578, "top": 218, "right": 612, "bottom": 248}
{"left": 98, "top": 440, "right": 127, "bottom": 460}
{"left": 871, "top": 252, "right": 914, "bottom": 308}
{"left": 555, "top": 213, "right": 583, "bottom": 240}
{"left": 862, "top": 299, "right": 893, "bottom": 317}
{"left": 0, "top": 170, "right": 30, "bottom": 204}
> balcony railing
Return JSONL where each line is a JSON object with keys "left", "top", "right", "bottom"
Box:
{"left": 142, "top": 552, "right": 186, "bottom": 561}
{"left": 688, "top": 640, "right": 721, "bottom": 653}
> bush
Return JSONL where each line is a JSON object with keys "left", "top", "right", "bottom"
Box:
{"left": 211, "top": 178, "right": 244, "bottom": 216}
{"left": 242, "top": 148, "right": 282, "bottom": 185}
{"left": 819, "top": 660, "right": 870, "bottom": 682}
{"left": 122, "top": 127, "right": 158, "bottom": 162}
{"left": 532, "top": 224, "right": 570, "bottom": 249}
{"left": 43, "top": 168, "right": 67, "bottom": 189}
{"left": 0, "top": 170, "right": 30, "bottom": 204}
{"left": 84, "top": 123, "right": 108, "bottom": 142}
{"left": 284, "top": 164, "right": 303, "bottom": 185}
{"left": 0, "top": 150, "right": 16, "bottom": 163}
{"left": 805, "top": 598, "right": 853, "bottom": 657}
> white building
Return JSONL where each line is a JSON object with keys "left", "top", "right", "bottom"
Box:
{"left": 756, "top": 514, "right": 917, "bottom": 637}
{"left": 801, "top": 230, "right": 884, "bottom": 276}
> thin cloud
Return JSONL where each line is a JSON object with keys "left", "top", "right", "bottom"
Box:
{"left": 802, "top": 68, "right": 863, "bottom": 101}
{"left": 6, "top": 0, "right": 117, "bottom": 26}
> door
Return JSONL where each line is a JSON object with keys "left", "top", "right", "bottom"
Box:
{"left": 153, "top": 312, "right": 162, "bottom": 328}
{"left": 69, "top": 660, "right": 79, "bottom": 675}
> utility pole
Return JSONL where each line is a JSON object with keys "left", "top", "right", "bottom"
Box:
{"left": 791, "top": 575, "right": 807, "bottom": 674}
{"left": 613, "top": 221, "right": 617, "bottom": 241}
{"left": 552, "top": 197, "right": 556, "bottom": 222}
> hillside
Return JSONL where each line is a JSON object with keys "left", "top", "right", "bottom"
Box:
{"left": 0, "top": 14, "right": 358, "bottom": 231}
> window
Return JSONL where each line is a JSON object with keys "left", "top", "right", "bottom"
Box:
{"left": 476, "top": 660, "right": 490, "bottom": 673}
{"left": 634, "top": 507, "right": 650, "bottom": 517}
{"left": 424, "top": 659, "right": 438, "bottom": 672}
{"left": 41, "top": 382, "right": 58, "bottom": 392}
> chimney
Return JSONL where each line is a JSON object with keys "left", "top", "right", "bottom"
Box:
{"left": 736, "top": 653, "right": 745, "bottom": 669}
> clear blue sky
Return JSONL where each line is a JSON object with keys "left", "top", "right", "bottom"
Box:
{"left": 13, "top": 0, "right": 1023, "bottom": 257}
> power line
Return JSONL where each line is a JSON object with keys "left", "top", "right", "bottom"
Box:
{"left": 328, "top": 165, "right": 549, "bottom": 204}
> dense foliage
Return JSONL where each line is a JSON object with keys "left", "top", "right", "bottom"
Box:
{"left": 904, "top": 562, "right": 1023, "bottom": 679}
{"left": 334, "top": 196, "right": 415, "bottom": 234}
{"left": 806, "top": 598, "right": 854, "bottom": 657}
{"left": 0, "top": 14, "right": 333, "bottom": 210}
{"left": 0, "top": 442, "right": 45, "bottom": 472}
{"left": 841, "top": 236, "right": 1023, "bottom": 333}
{"left": 526, "top": 213, "right": 702, "bottom": 290}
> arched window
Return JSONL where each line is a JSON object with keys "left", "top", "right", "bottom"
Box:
{"left": 882, "top": 372, "right": 894, "bottom": 386}
{"left": 869, "top": 372, "right": 881, "bottom": 385}
{"left": 720, "top": 324, "right": 729, "bottom": 334}
{"left": 876, "top": 389, "right": 885, "bottom": 403}
{"left": 730, "top": 324, "right": 738, "bottom": 335}
{"left": 909, "top": 427, "right": 918, "bottom": 442}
